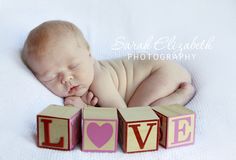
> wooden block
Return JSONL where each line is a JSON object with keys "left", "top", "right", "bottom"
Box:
{"left": 118, "top": 106, "right": 160, "bottom": 153}
{"left": 82, "top": 107, "right": 118, "bottom": 152}
{"left": 152, "top": 104, "right": 196, "bottom": 149}
{"left": 37, "top": 105, "right": 81, "bottom": 150}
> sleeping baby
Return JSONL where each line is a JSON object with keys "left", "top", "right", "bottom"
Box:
{"left": 22, "top": 20, "right": 195, "bottom": 109}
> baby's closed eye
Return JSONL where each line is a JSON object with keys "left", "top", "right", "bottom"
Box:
{"left": 40, "top": 74, "right": 58, "bottom": 82}
{"left": 69, "top": 63, "right": 80, "bottom": 70}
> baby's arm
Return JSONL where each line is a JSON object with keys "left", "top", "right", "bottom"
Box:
{"left": 90, "top": 70, "right": 127, "bottom": 109}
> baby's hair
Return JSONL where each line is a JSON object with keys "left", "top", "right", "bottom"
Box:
{"left": 22, "top": 20, "right": 89, "bottom": 64}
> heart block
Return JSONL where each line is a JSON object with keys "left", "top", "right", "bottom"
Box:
{"left": 82, "top": 107, "right": 118, "bottom": 152}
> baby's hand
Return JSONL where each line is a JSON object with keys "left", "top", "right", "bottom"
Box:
{"left": 64, "top": 91, "right": 98, "bottom": 107}
{"left": 81, "top": 91, "right": 99, "bottom": 106}
{"left": 64, "top": 96, "right": 87, "bottom": 108}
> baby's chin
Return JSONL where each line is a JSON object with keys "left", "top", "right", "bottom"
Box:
{"left": 48, "top": 90, "right": 72, "bottom": 98}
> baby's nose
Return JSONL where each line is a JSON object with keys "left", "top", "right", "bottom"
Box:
{"left": 61, "top": 75, "right": 74, "bottom": 85}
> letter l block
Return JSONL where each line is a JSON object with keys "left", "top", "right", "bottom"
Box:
{"left": 37, "top": 105, "right": 81, "bottom": 150}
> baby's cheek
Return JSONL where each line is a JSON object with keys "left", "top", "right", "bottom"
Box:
{"left": 47, "top": 83, "right": 66, "bottom": 97}
{"left": 80, "top": 72, "right": 93, "bottom": 85}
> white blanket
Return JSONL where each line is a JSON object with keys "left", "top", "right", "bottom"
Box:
{"left": 0, "top": 0, "right": 236, "bottom": 159}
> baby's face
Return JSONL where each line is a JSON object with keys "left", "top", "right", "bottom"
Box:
{"left": 27, "top": 39, "right": 94, "bottom": 98}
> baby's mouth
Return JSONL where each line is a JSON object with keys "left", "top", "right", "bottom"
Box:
{"left": 68, "top": 85, "right": 77, "bottom": 93}
{"left": 68, "top": 85, "right": 82, "bottom": 94}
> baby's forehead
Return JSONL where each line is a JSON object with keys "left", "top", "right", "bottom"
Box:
{"left": 27, "top": 31, "right": 85, "bottom": 57}
{"left": 31, "top": 44, "right": 85, "bottom": 63}
{"left": 23, "top": 21, "right": 90, "bottom": 69}
{"left": 26, "top": 32, "right": 78, "bottom": 56}
{"left": 27, "top": 52, "right": 76, "bottom": 75}
{"left": 30, "top": 27, "right": 75, "bottom": 46}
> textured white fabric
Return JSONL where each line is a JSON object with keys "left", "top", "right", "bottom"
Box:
{"left": 0, "top": 0, "right": 236, "bottom": 159}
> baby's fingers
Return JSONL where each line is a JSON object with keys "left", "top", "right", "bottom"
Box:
{"left": 86, "top": 91, "right": 94, "bottom": 103}
{"left": 64, "top": 97, "right": 73, "bottom": 105}
{"left": 91, "top": 97, "right": 98, "bottom": 106}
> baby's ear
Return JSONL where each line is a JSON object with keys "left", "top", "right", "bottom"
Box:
{"left": 88, "top": 52, "right": 93, "bottom": 57}
{"left": 90, "top": 54, "right": 95, "bottom": 64}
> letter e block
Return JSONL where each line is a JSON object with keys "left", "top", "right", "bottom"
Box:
{"left": 37, "top": 105, "right": 81, "bottom": 150}
{"left": 152, "top": 104, "right": 196, "bottom": 149}
{"left": 118, "top": 106, "right": 160, "bottom": 153}
{"left": 82, "top": 107, "right": 118, "bottom": 152}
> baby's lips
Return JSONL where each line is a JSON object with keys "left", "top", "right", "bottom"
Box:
{"left": 68, "top": 85, "right": 80, "bottom": 94}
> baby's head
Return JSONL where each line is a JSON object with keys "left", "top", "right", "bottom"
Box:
{"left": 22, "top": 20, "right": 94, "bottom": 98}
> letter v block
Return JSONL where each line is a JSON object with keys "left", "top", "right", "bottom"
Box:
{"left": 37, "top": 105, "right": 81, "bottom": 150}
{"left": 118, "top": 106, "right": 160, "bottom": 153}
{"left": 152, "top": 104, "right": 196, "bottom": 149}
{"left": 82, "top": 107, "right": 118, "bottom": 152}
